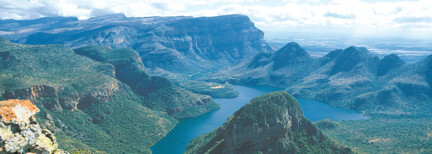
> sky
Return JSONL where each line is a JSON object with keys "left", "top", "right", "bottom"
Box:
{"left": 1, "top": 0, "right": 432, "bottom": 39}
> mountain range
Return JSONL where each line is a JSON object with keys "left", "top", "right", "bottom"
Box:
{"left": 210, "top": 42, "right": 432, "bottom": 116}
{"left": 0, "top": 13, "right": 273, "bottom": 75}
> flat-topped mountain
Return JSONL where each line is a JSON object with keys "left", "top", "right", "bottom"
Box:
{"left": 185, "top": 91, "right": 352, "bottom": 154}
{"left": 210, "top": 42, "right": 432, "bottom": 116}
{"left": 0, "top": 14, "right": 273, "bottom": 74}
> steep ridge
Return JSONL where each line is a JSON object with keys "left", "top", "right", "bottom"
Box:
{"left": 74, "top": 46, "right": 219, "bottom": 118}
{"left": 210, "top": 42, "right": 432, "bottom": 116}
{"left": 1, "top": 14, "right": 273, "bottom": 74}
{"left": 0, "top": 37, "right": 202, "bottom": 153}
{"left": 185, "top": 91, "right": 352, "bottom": 154}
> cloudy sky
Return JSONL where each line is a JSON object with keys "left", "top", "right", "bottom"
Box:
{"left": 1, "top": 0, "right": 432, "bottom": 38}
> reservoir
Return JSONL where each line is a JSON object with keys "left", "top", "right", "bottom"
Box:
{"left": 151, "top": 85, "right": 367, "bottom": 154}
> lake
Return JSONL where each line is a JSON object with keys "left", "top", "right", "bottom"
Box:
{"left": 150, "top": 85, "right": 367, "bottom": 154}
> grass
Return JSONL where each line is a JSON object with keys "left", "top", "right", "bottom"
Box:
{"left": 317, "top": 115, "right": 432, "bottom": 153}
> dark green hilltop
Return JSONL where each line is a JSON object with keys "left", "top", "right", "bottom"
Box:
{"left": 185, "top": 91, "right": 352, "bottom": 154}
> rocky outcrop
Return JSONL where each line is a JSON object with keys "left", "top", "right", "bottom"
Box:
{"left": 3, "top": 83, "right": 120, "bottom": 112}
{"left": 185, "top": 91, "right": 352, "bottom": 154}
{"left": 0, "top": 99, "right": 66, "bottom": 153}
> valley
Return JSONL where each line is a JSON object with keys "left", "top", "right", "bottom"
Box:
{"left": 1, "top": 13, "right": 431, "bottom": 154}
{"left": 152, "top": 85, "right": 366, "bottom": 154}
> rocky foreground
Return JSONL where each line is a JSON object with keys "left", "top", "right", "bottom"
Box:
{"left": 0, "top": 99, "right": 66, "bottom": 153}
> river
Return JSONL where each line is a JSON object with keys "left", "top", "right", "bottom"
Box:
{"left": 151, "top": 85, "right": 366, "bottom": 154}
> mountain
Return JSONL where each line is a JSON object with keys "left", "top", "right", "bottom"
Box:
{"left": 210, "top": 42, "right": 432, "bottom": 116}
{"left": 0, "top": 99, "right": 66, "bottom": 153}
{"left": 0, "top": 14, "right": 273, "bottom": 75}
{"left": 185, "top": 91, "right": 352, "bottom": 154}
{"left": 0, "top": 38, "right": 217, "bottom": 153}
{"left": 377, "top": 54, "right": 405, "bottom": 76}
{"left": 209, "top": 42, "right": 316, "bottom": 88}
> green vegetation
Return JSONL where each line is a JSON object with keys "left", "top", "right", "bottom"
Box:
{"left": 211, "top": 42, "right": 432, "bottom": 116}
{"left": 316, "top": 116, "right": 432, "bottom": 153}
{"left": 177, "top": 80, "right": 239, "bottom": 98}
{"left": 74, "top": 46, "right": 220, "bottom": 118}
{"left": 186, "top": 91, "right": 352, "bottom": 154}
{"left": 0, "top": 38, "right": 216, "bottom": 153}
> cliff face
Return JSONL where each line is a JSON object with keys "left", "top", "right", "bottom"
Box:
{"left": 186, "top": 91, "right": 352, "bottom": 154}
{"left": 0, "top": 38, "right": 182, "bottom": 153}
{"left": 1, "top": 14, "right": 273, "bottom": 74}
{"left": 0, "top": 99, "right": 66, "bottom": 154}
{"left": 3, "top": 84, "right": 120, "bottom": 112}
{"left": 210, "top": 42, "right": 432, "bottom": 116}
{"left": 74, "top": 46, "right": 219, "bottom": 118}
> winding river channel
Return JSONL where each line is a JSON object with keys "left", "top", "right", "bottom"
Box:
{"left": 151, "top": 85, "right": 367, "bottom": 154}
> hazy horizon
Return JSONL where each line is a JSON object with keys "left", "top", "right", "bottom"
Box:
{"left": 2, "top": 0, "right": 432, "bottom": 40}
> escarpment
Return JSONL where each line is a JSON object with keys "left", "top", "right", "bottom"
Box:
{"left": 1, "top": 14, "right": 273, "bottom": 75}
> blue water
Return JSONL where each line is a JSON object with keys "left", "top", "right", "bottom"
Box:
{"left": 150, "top": 85, "right": 366, "bottom": 154}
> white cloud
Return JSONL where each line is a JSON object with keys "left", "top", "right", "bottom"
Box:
{"left": 1, "top": 0, "right": 432, "bottom": 37}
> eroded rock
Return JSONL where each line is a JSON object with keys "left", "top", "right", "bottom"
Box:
{"left": 0, "top": 99, "right": 67, "bottom": 154}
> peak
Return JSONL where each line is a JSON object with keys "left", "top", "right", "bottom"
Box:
{"left": 345, "top": 46, "right": 369, "bottom": 53}
{"left": 326, "top": 46, "right": 379, "bottom": 76}
{"left": 277, "top": 42, "right": 304, "bottom": 54}
{"left": 384, "top": 54, "right": 401, "bottom": 59}
{"left": 0, "top": 99, "right": 39, "bottom": 124}
{"left": 285, "top": 41, "right": 301, "bottom": 47}
{"left": 381, "top": 54, "right": 404, "bottom": 63}
{"left": 378, "top": 54, "right": 404, "bottom": 76}
{"left": 233, "top": 91, "right": 303, "bottom": 123}
{"left": 272, "top": 42, "right": 311, "bottom": 70}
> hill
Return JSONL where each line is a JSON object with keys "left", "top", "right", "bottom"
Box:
{"left": 185, "top": 91, "right": 352, "bottom": 154}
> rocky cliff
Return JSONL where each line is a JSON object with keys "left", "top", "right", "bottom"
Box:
{"left": 210, "top": 42, "right": 432, "bottom": 116}
{"left": 1, "top": 14, "right": 273, "bottom": 74}
{"left": 185, "top": 91, "right": 352, "bottom": 154}
{"left": 0, "top": 99, "right": 66, "bottom": 153}
{"left": 74, "top": 46, "right": 219, "bottom": 118}
{"left": 0, "top": 37, "right": 191, "bottom": 153}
